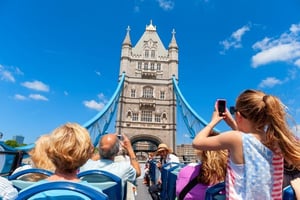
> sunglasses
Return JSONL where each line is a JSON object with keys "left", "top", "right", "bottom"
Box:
{"left": 229, "top": 106, "right": 247, "bottom": 119}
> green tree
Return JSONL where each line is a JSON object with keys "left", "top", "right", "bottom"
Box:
{"left": 5, "top": 140, "right": 19, "bottom": 148}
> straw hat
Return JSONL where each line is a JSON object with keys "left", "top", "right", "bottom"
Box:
{"left": 156, "top": 143, "right": 171, "bottom": 154}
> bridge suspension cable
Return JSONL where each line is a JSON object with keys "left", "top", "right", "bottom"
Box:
{"left": 172, "top": 76, "right": 219, "bottom": 139}
{"left": 83, "top": 72, "right": 125, "bottom": 146}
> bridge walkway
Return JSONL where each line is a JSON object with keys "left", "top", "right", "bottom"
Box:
{"left": 135, "top": 163, "right": 152, "bottom": 200}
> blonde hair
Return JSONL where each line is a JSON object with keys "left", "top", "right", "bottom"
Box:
{"left": 236, "top": 89, "right": 300, "bottom": 168}
{"left": 197, "top": 133, "right": 228, "bottom": 185}
{"left": 47, "top": 123, "right": 93, "bottom": 174}
{"left": 29, "top": 134, "right": 55, "bottom": 171}
{"left": 21, "top": 134, "right": 56, "bottom": 181}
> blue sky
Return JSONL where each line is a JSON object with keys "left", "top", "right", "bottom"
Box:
{"left": 1, "top": 0, "right": 300, "bottom": 145}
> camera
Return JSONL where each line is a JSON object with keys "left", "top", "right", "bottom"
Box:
{"left": 217, "top": 99, "right": 226, "bottom": 117}
{"left": 117, "top": 134, "right": 123, "bottom": 140}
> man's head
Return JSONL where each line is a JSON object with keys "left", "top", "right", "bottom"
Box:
{"left": 156, "top": 143, "right": 171, "bottom": 159}
{"left": 98, "top": 134, "right": 120, "bottom": 160}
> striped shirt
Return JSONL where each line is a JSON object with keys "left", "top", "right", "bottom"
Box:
{"left": 226, "top": 133, "right": 283, "bottom": 200}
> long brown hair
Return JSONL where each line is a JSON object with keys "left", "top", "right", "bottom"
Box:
{"left": 236, "top": 89, "right": 300, "bottom": 168}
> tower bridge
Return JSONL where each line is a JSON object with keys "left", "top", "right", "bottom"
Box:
{"left": 1, "top": 21, "right": 216, "bottom": 161}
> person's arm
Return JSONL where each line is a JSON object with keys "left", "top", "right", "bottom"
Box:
{"left": 192, "top": 102, "right": 241, "bottom": 153}
{"left": 223, "top": 108, "right": 238, "bottom": 130}
{"left": 192, "top": 103, "right": 224, "bottom": 150}
{"left": 291, "top": 178, "right": 300, "bottom": 199}
{"left": 120, "top": 133, "right": 141, "bottom": 177}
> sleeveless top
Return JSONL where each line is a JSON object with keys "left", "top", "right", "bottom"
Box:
{"left": 226, "top": 133, "right": 283, "bottom": 200}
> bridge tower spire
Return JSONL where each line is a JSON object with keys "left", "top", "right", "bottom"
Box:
{"left": 116, "top": 21, "right": 179, "bottom": 152}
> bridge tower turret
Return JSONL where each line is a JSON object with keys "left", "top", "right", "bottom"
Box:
{"left": 120, "top": 26, "right": 132, "bottom": 75}
{"left": 168, "top": 29, "right": 179, "bottom": 79}
{"left": 116, "top": 21, "right": 178, "bottom": 153}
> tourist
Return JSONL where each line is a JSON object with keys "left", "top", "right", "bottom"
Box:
{"left": 12, "top": 134, "right": 55, "bottom": 181}
{"left": 0, "top": 176, "right": 18, "bottom": 200}
{"left": 80, "top": 133, "right": 141, "bottom": 198}
{"left": 143, "top": 152, "right": 154, "bottom": 186}
{"left": 192, "top": 89, "right": 300, "bottom": 199}
{"left": 43, "top": 123, "right": 93, "bottom": 181}
{"left": 148, "top": 143, "right": 179, "bottom": 200}
{"left": 19, "top": 122, "right": 104, "bottom": 199}
{"left": 176, "top": 133, "right": 228, "bottom": 200}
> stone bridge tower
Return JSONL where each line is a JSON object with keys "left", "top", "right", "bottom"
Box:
{"left": 116, "top": 21, "right": 178, "bottom": 154}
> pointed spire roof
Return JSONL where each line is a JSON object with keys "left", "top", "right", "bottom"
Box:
{"left": 168, "top": 29, "right": 178, "bottom": 49}
{"left": 132, "top": 20, "right": 168, "bottom": 57}
{"left": 122, "top": 26, "right": 132, "bottom": 46}
{"left": 146, "top": 20, "right": 156, "bottom": 32}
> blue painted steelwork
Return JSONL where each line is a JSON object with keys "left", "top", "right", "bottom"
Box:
{"left": 83, "top": 72, "right": 125, "bottom": 146}
{"left": 2, "top": 72, "right": 219, "bottom": 171}
{"left": 172, "top": 76, "right": 219, "bottom": 139}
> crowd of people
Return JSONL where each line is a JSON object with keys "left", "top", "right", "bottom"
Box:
{"left": 1, "top": 88, "right": 300, "bottom": 200}
{"left": 145, "top": 89, "right": 300, "bottom": 200}
{"left": 0, "top": 123, "right": 141, "bottom": 199}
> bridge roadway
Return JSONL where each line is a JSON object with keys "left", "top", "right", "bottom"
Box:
{"left": 135, "top": 163, "right": 153, "bottom": 200}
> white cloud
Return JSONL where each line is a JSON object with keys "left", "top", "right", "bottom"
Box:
{"left": 156, "top": 0, "right": 175, "bottom": 11}
{"left": 291, "top": 124, "right": 300, "bottom": 138}
{"left": 15, "top": 67, "right": 24, "bottom": 75}
{"left": 14, "top": 94, "right": 27, "bottom": 100}
{"left": 95, "top": 71, "right": 101, "bottom": 76}
{"left": 290, "top": 24, "right": 300, "bottom": 34}
{"left": 14, "top": 93, "right": 48, "bottom": 101}
{"left": 29, "top": 94, "right": 48, "bottom": 101}
{"left": 21, "top": 80, "right": 50, "bottom": 92}
{"left": 1, "top": 70, "right": 15, "bottom": 82}
{"left": 0, "top": 64, "right": 16, "bottom": 82}
{"left": 133, "top": 0, "right": 174, "bottom": 12}
{"left": 219, "top": 25, "right": 250, "bottom": 54}
{"left": 258, "top": 77, "right": 283, "bottom": 88}
{"left": 295, "top": 59, "right": 300, "bottom": 67}
{"left": 287, "top": 68, "right": 297, "bottom": 80}
{"left": 83, "top": 92, "right": 108, "bottom": 111}
{"left": 97, "top": 93, "right": 107, "bottom": 101}
{"left": 232, "top": 26, "right": 250, "bottom": 41}
{"left": 251, "top": 23, "right": 300, "bottom": 68}
{"left": 83, "top": 100, "right": 105, "bottom": 111}
{"left": 252, "top": 43, "right": 300, "bottom": 68}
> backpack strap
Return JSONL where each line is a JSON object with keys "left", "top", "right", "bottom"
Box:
{"left": 178, "top": 176, "right": 199, "bottom": 200}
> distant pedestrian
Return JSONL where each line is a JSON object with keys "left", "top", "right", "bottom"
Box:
{"left": 143, "top": 152, "right": 154, "bottom": 186}
{"left": 148, "top": 143, "right": 179, "bottom": 200}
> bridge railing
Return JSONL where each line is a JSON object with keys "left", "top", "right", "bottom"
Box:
{"left": 172, "top": 76, "right": 219, "bottom": 139}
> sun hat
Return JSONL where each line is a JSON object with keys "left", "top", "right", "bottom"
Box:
{"left": 156, "top": 143, "right": 171, "bottom": 153}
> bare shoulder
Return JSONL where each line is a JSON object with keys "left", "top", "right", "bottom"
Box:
{"left": 218, "top": 130, "right": 242, "bottom": 143}
{"left": 211, "top": 130, "right": 242, "bottom": 150}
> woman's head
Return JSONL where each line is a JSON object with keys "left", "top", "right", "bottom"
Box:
{"left": 235, "top": 89, "right": 300, "bottom": 166}
{"left": 47, "top": 123, "right": 93, "bottom": 174}
{"left": 29, "top": 134, "right": 55, "bottom": 171}
{"left": 197, "top": 149, "right": 228, "bottom": 185}
{"left": 235, "top": 89, "right": 287, "bottom": 131}
{"left": 197, "top": 133, "right": 228, "bottom": 185}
